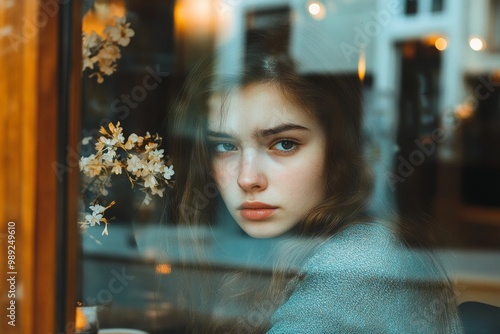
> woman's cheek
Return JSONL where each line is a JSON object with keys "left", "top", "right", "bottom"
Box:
{"left": 292, "top": 156, "right": 326, "bottom": 193}
{"left": 212, "top": 159, "right": 238, "bottom": 190}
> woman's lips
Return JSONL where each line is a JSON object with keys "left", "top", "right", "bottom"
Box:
{"left": 238, "top": 202, "right": 277, "bottom": 221}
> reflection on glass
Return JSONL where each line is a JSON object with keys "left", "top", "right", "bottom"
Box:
{"left": 76, "top": 305, "right": 100, "bottom": 333}
{"left": 75, "top": 0, "right": 500, "bottom": 332}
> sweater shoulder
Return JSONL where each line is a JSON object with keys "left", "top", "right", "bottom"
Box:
{"left": 303, "top": 222, "right": 431, "bottom": 281}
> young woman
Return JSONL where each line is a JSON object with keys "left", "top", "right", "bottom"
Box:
{"left": 165, "top": 33, "right": 463, "bottom": 333}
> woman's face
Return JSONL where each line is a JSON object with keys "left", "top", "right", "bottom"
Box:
{"left": 207, "top": 83, "right": 327, "bottom": 238}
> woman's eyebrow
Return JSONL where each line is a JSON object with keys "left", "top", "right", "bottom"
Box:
{"left": 258, "top": 123, "right": 309, "bottom": 137}
{"left": 207, "top": 130, "right": 234, "bottom": 139}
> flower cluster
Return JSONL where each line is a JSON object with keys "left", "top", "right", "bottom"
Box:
{"left": 78, "top": 201, "right": 115, "bottom": 236}
{"left": 79, "top": 122, "right": 174, "bottom": 235}
{"left": 82, "top": 16, "right": 135, "bottom": 83}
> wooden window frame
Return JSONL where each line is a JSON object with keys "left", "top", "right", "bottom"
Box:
{"left": 0, "top": 1, "right": 81, "bottom": 333}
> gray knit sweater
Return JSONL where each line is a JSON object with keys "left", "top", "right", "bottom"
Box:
{"left": 267, "top": 222, "right": 464, "bottom": 333}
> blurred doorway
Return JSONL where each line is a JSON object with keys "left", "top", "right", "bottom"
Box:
{"left": 394, "top": 40, "right": 442, "bottom": 243}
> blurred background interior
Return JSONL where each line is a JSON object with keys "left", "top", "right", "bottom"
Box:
{"left": 1, "top": 0, "right": 500, "bottom": 333}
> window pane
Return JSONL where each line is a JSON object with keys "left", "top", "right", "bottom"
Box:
{"left": 74, "top": 1, "right": 500, "bottom": 332}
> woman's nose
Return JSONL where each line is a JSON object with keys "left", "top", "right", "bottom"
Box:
{"left": 237, "top": 153, "right": 267, "bottom": 192}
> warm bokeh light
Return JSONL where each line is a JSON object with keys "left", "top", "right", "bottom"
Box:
{"left": 155, "top": 263, "right": 172, "bottom": 275}
{"left": 308, "top": 1, "right": 326, "bottom": 20}
{"left": 492, "top": 71, "right": 500, "bottom": 84}
{"left": 435, "top": 37, "right": 448, "bottom": 51}
{"left": 175, "top": 0, "right": 215, "bottom": 36}
{"left": 454, "top": 102, "right": 475, "bottom": 120}
{"left": 402, "top": 42, "right": 416, "bottom": 59}
{"left": 75, "top": 307, "right": 87, "bottom": 332}
{"left": 82, "top": 0, "right": 126, "bottom": 35}
{"left": 358, "top": 49, "right": 366, "bottom": 82}
{"left": 469, "top": 37, "right": 486, "bottom": 51}
{"left": 309, "top": 3, "right": 320, "bottom": 15}
{"left": 423, "top": 35, "right": 447, "bottom": 51}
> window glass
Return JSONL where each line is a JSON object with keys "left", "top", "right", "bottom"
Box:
{"left": 76, "top": 1, "right": 500, "bottom": 332}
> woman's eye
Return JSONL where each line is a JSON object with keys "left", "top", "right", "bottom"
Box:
{"left": 273, "top": 140, "right": 297, "bottom": 152}
{"left": 213, "top": 142, "right": 237, "bottom": 153}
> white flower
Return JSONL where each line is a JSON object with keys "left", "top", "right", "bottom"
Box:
{"left": 82, "top": 32, "right": 101, "bottom": 72}
{"left": 98, "top": 57, "right": 117, "bottom": 76}
{"left": 142, "top": 193, "right": 152, "bottom": 205}
{"left": 82, "top": 17, "right": 134, "bottom": 83}
{"left": 99, "top": 136, "right": 117, "bottom": 147}
{"left": 89, "top": 204, "right": 106, "bottom": 214}
{"left": 139, "top": 168, "right": 150, "bottom": 178}
{"left": 85, "top": 212, "right": 102, "bottom": 226}
{"left": 124, "top": 141, "right": 134, "bottom": 150}
{"left": 129, "top": 133, "right": 140, "bottom": 142}
{"left": 145, "top": 142, "right": 158, "bottom": 151}
{"left": 82, "top": 136, "right": 93, "bottom": 145}
{"left": 97, "top": 42, "right": 121, "bottom": 61}
{"left": 104, "top": 16, "right": 135, "bottom": 47}
{"left": 148, "top": 149, "right": 164, "bottom": 162}
{"left": 80, "top": 154, "right": 102, "bottom": 177}
{"left": 162, "top": 165, "right": 175, "bottom": 180}
{"left": 124, "top": 133, "right": 143, "bottom": 150}
{"left": 146, "top": 161, "right": 162, "bottom": 174}
{"left": 102, "top": 149, "right": 116, "bottom": 163}
{"left": 83, "top": 31, "right": 100, "bottom": 49}
{"left": 144, "top": 174, "right": 158, "bottom": 190}
{"left": 79, "top": 156, "right": 89, "bottom": 170}
{"left": 108, "top": 122, "right": 125, "bottom": 144}
{"left": 103, "top": 25, "right": 120, "bottom": 42}
{"left": 151, "top": 187, "right": 165, "bottom": 197}
{"left": 126, "top": 155, "right": 143, "bottom": 173}
{"left": 117, "top": 133, "right": 125, "bottom": 144}
{"left": 111, "top": 163, "right": 122, "bottom": 175}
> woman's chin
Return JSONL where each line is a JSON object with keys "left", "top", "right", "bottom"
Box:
{"left": 238, "top": 221, "right": 294, "bottom": 239}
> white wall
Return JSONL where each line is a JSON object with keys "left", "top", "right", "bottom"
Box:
{"left": 463, "top": 0, "right": 500, "bottom": 74}
{"left": 214, "top": 0, "right": 378, "bottom": 75}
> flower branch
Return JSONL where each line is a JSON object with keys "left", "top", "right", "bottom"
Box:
{"left": 82, "top": 16, "right": 135, "bottom": 83}
{"left": 79, "top": 122, "right": 175, "bottom": 235}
